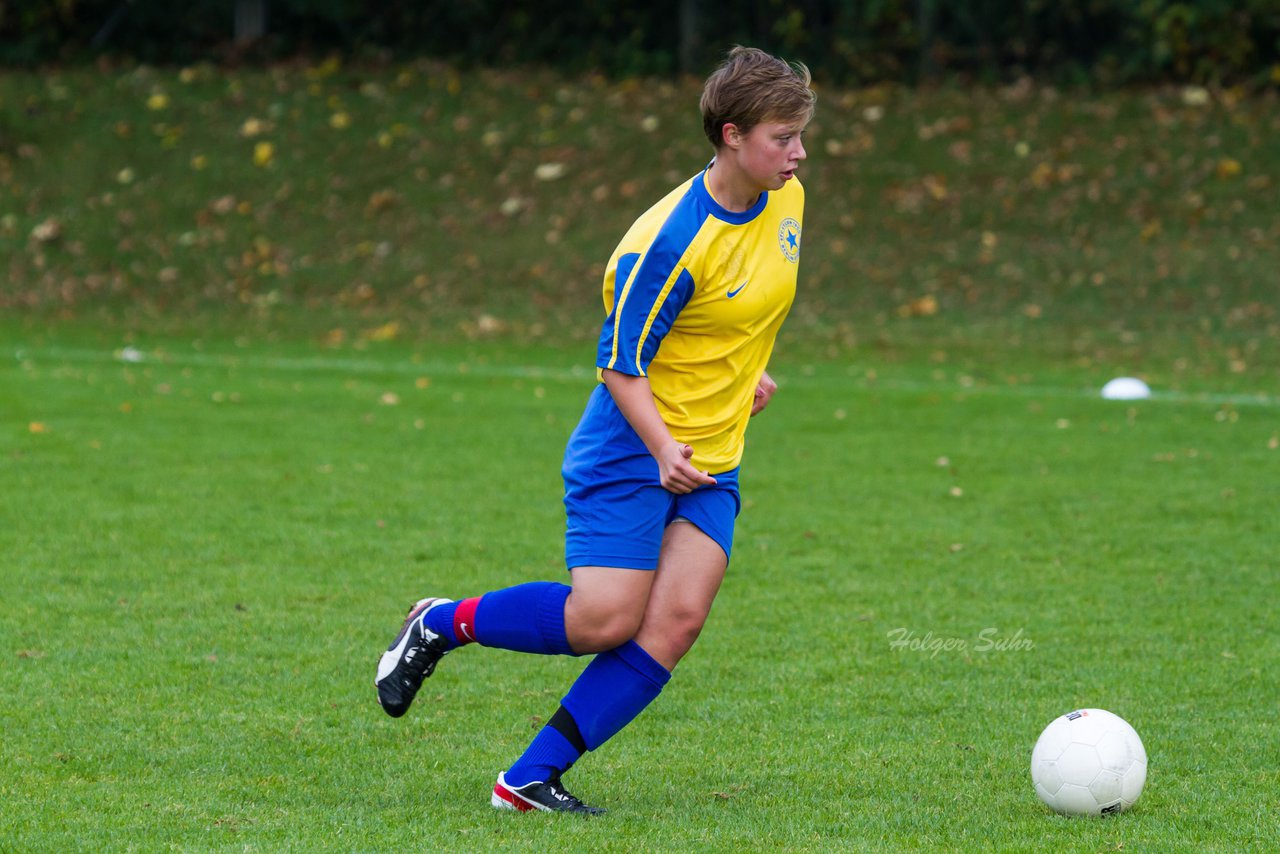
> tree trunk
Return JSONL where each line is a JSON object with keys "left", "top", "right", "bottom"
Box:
{"left": 917, "top": 0, "right": 937, "bottom": 81}
{"left": 679, "top": 0, "right": 700, "bottom": 75}
{"left": 235, "top": 0, "right": 267, "bottom": 45}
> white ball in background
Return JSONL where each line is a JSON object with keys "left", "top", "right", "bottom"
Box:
{"left": 1101, "top": 377, "right": 1151, "bottom": 400}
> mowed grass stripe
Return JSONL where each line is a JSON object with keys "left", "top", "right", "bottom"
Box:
{"left": 18, "top": 343, "right": 1279, "bottom": 409}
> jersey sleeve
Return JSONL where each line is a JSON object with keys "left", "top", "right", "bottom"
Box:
{"left": 596, "top": 229, "right": 698, "bottom": 377}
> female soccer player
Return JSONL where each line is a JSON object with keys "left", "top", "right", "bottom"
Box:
{"left": 376, "top": 46, "right": 815, "bottom": 814}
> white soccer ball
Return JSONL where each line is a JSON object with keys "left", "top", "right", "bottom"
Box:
{"left": 1100, "top": 377, "right": 1151, "bottom": 400}
{"left": 1030, "top": 708, "right": 1147, "bottom": 816}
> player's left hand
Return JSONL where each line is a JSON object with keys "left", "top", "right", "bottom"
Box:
{"left": 750, "top": 370, "right": 777, "bottom": 416}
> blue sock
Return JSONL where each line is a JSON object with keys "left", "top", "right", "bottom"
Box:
{"left": 422, "top": 601, "right": 460, "bottom": 648}
{"left": 506, "top": 640, "right": 671, "bottom": 787}
{"left": 423, "top": 582, "right": 573, "bottom": 656}
{"left": 503, "top": 720, "right": 582, "bottom": 788}
{"left": 564, "top": 640, "right": 671, "bottom": 749}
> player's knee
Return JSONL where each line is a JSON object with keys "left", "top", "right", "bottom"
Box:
{"left": 644, "top": 609, "right": 707, "bottom": 663}
{"left": 568, "top": 604, "right": 643, "bottom": 653}
{"left": 667, "top": 613, "right": 706, "bottom": 656}
{"left": 596, "top": 609, "right": 644, "bottom": 649}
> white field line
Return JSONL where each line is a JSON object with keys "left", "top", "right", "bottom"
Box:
{"left": 13, "top": 345, "right": 1277, "bottom": 408}
{"left": 16, "top": 345, "right": 598, "bottom": 383}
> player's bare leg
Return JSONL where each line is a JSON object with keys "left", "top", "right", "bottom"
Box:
{"left": 633, "top": 519, "right": 728, "bottom": 670}
{"left": 564, "top": 564, "right": 655, "bottom": 653}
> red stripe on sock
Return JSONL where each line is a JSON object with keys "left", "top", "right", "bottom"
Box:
{"left": 454, "top": 597, "right": 481, "bottom": 645}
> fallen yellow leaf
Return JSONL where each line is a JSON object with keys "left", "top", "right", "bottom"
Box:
{"left": 240, "top": 117, "right": 268, "bottom": 137}
{"left": 922, "top": 174, "right": 948, "bottom": 200}
{"left": 364, "top": 321, "right": 400, "bottom": 342}
{"left": 1215, "top": 158, "right": 1242, "bottom": 179}
{"left": 897, "top": 296, "right": 939, "bottom": 318}
{"left": 1030, "top": 162, "right": 1055, "bottom": 188}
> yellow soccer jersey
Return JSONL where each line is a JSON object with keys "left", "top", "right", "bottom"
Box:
{"left": 597, "top": 166, "right": 804, "bottom": 472}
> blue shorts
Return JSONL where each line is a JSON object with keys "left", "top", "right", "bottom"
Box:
{"left": 562, "top": 384, "right": 741, "bottom": 570}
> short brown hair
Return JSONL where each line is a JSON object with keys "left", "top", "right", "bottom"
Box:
{"left": 700, "top": 46, "right": 816, "bottom": 149}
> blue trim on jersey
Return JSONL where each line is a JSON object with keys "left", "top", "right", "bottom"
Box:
{"left": 598, "top": 190, "right": 701, "bottom": 376}
{"left": 690, "top": 166, "right": 769, "bottom": 224}
{"left": 595, "top": 251, "right": 638, "bottom": 373}
{"left": 598, "top": 168, "right": 772, "bottom": 377}
{"left": 638, "top": 267, "right": 694, "bottom": 370}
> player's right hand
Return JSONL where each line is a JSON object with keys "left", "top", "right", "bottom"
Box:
{"left": 657, "top": 442, "right": 717, "bottom": 494}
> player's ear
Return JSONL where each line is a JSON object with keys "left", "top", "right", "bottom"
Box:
{"left": 721, "top": 122, "right": 743, "bottom": 150}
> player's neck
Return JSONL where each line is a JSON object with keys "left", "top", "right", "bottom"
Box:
{"left": 705, "top": 158, "right": 761, "bottom": 213}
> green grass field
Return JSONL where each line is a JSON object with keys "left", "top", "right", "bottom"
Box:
{"left": 2, "top": 59, "right": 1279, "bottom": 850}
{"left": 4, "top": 327, "right": 1277, "bottom": 850}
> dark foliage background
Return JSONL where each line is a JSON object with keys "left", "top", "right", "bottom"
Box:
{"left": 2, "top": 0, "right": 1278, "bottom": 85}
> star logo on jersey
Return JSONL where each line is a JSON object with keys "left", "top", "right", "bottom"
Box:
{"left": 778, "top": 217, "right": 801, "bottom": 263}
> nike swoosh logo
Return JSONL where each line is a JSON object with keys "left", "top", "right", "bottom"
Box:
{"left": 727, "top": 280, "right": 750, "bottom": 298}
{"left": 376, "top": 599, "right": 437, "bottom": 683}
{"left": 459, "top": 622, "right": 475, "bottom": 642}
{"left": 377, "top": 624, "right": 416, "bottom": 682}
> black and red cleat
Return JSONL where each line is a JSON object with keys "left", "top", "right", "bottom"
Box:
{"left": 491, "top": 771, "right": 606, "bottom": 815}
